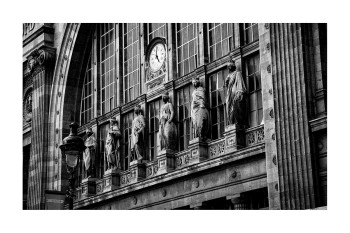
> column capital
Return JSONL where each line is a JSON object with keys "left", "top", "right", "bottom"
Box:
{"left": 26, "top": 46, "right": 56, "bottom": 75}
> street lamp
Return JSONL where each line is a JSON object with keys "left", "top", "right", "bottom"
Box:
{"left": 59, "top": 122, "right": 86, "bottom": 210}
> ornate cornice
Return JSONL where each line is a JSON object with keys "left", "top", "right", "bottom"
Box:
{"left": 174, "top": 71, "right": 196, "bottom": 90}
{"left": 195, "top": 65, "right": 206, "bottom": 78}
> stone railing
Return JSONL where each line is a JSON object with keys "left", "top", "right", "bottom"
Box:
{"left": 245, "top": 125, "right": 265, "bottom": 147}
{"left": 208, "top": 138, "right": 226, "bottom": 158}
{"left": 174, "top": 149, "right": 192, "bottom": 169}
{"left": 74, "top": 124, "right": 266, "bottom": 202}
{"left": 145, "top": 160, "right": 159, "bottom": 178}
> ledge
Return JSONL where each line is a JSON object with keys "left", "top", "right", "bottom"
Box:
{"left": 74, "top": 143, "right": 265, "bottom": 209}
{"left": 309, "top": 116, "right": 327, "bottom": 132}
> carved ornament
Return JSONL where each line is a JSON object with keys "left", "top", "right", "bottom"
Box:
{"left": 23, "top": 87, "right": 33, "bottom": 122}
{"left": 26, "top": 48, "right": 55, "bottom": 75}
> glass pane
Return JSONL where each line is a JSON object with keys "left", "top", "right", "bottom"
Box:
{"left": 256, "top": 73, "right": 261, "bottom": 90}
{"left": 257, "top": 91, "right": 262, "bottom": 108}
{"left": 184, "top": 59, "right": 189, "bottom": 75}
{"left": 258, "top": 109, "right": 263, "bottom": 125}
{"left": 179, "top": 122, "right": 184, "bottom": 136}
{"left": 185, "top": 104, "right": 190, "bottom": 118}
{"left": 218, "top": 72, "right": 224, "bottom": 88}
{"left": 250, "top": 111, "right": 257, "bottom": 127}
{"left": 249, "top": 75, "right": 255, "bottom": 93}
{"left": 209, "top": 46, "right": 214, "bottom": 62}
{"left": 183, "top": 28, "right": 188, "bottom": 43}
{"left": 186, "top": 120, "right": 190, "bottom": 135}
{"left": 255, "top": 55, "right": 260, "bottom": 72}
{"left": 178, "top": 47, "right": 182, "bottom": 62}
{"left": 215, "top": 27, "right": 221, "bottom": 42}
{"left": 211, "top": 75, "right": 217, "bottom": 91}
{"left": 183, "top": 43, "right": 189, "bottom": 59}
{"left": 211, "top": 109, "right": 217, "bottom": 124}
{"left": 249, "top": 94, "right": 257, "bottom": 111}
{"left": 188, "top": 24, "right": 194, "bottom": 40}
{"left": 253, "top": 24, "right": 258, "bottom": 41}
{"left": 216, "top": 42, "right": 222, "bottom": 59}
{"left": 219, "top": 121, "right": 225, "bottom": 138}
{"left": 209, "top": 30, "right": 214, "bottom": 46}
{"left": 246, "top": 28, "right": 252, "bottom": 44}
{"left": 189, "top": 41, "right": 194, "bottom": 57}
{"left": 218, "top": 90, "right": 224, "bottom": 105}
{"left": 222, "top": 39, "right": 228, "bottom": 56}
{"left": 179, "top": 105, "right": 184, "bottom": 120}
{"left": 211, "top": 92, "right": 217, "bottom": 107}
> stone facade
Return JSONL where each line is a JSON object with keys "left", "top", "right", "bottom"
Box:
{"left": 23, "top": 23, "right": 327, "bottom": 210}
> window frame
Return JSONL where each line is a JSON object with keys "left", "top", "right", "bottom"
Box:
{"left": 209, "top": 68, "right": 228, "bottom": 140}
{"left": 122, "top": 23, "right": 141, "bottom": 104}
{"left": 207, "top": 23, "right": 235, "bottom": 63}
{"left": 176, "top": 23, "right": 198, "bottom": 78}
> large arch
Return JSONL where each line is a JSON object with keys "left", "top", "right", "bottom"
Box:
{"left": 48, "top": 23, "right": 94, "bottom": 191}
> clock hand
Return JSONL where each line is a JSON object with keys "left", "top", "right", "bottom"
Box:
{"left": 155, "top": 47, "right": 160, "bottom": 62}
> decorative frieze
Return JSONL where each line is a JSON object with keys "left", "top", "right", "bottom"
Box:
{"left": 245, "top": 125, "right": 265, "bottom": 147}
{"left": 145, "top": 161, "right": 159, "bottom": 178}
{"left": 175, "top": 150, "right": 191, "bottom": 169}
{"left": 208, "top": 139, "right": 225, "bottom": 158}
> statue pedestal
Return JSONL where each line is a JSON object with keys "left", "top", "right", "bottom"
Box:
{"left": 80, "top": 177, "right": 98, "bottom": 199}
{"left": 102, "top": 169, "right": 120, "bottom": 193}
{"left": 129, "top": 160, "right": 146, "bottom": 184}
{"left": 188, "top": 137, "right": 209, "bottom": 164}
{"left": 157, "top": 149, "right": 176, "bottom": 175}
{"left": 224, "top": 124, "right": 245, "bottom": 153}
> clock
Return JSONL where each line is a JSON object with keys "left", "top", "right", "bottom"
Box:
{"left": 149, "top": 42, "right": 166, "bottom": 72}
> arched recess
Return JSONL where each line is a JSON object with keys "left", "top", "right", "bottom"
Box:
{"left": 48, "top": 23, "right": 94, "bottom": 191}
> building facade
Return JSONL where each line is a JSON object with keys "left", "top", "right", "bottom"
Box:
{"left": 22, "top": 23, "right": 327, "bottom": 210}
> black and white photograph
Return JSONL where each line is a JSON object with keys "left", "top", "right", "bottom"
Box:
{"left": 2, "top": 0, "right": 349, "bottom": 232}
{"left": 22, "top": 22, "right": 327, "bottom": 211}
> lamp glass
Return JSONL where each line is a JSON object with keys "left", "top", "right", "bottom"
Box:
{"left": 65, "top": 150, "right": 80, "bottom": 168}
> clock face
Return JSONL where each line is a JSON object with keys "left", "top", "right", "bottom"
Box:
{"left": 149, "top": 43, "right": 166, "bottom": 72}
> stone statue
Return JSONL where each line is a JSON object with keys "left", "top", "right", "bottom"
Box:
{"left": 130, "top": 105, "right": 146, "bottom": 162}
{"left": 159, "top": 93, "right": 177, "bottom": 151}
{"left": 225, "top": 60, "right": 247, "bottom": 126}
{"left": 83, "top": 128, "right": 97, "bottom": 177}
{"left": 105, "top": 117, "right": 122, "bottom": 170}
{"left": 191, "top": 77, "right": 209, "bottom": 139}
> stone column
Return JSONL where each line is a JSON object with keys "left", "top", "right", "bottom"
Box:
{"left": 26, "top": 46, "right": 56, "bottom": 209}
{"left": 267, "top": 23, "right": 316, "bottom": 209}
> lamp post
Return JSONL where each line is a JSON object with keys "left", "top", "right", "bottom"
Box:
{"left": 59, "top": 122, "right": 86, "bottom": 210}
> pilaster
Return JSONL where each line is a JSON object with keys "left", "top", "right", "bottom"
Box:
{"left": 26, "top": 45, "right": 56, "bottom": 209}
{"left": 157, "top": 150, "right": 176, "bottom": 174}
{"left": 223, "top": 124, "right": 245, "bottom": 153}
{"left": 258, "top": 23, "right": 281, "bottom": 210}
{"left": 269, "top": 23, "right": 316, "bottom": 209}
